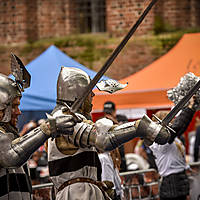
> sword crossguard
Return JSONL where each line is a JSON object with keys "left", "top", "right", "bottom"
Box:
{"left": 152, "top": 114, "right": 176, "bottom": 134}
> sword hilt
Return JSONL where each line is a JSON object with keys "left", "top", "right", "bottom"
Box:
{"left": 62, "top": 103, "right": 82, "bottom": 123}
{"left": 152, "top": 114, "right": 176, "bottom": 134}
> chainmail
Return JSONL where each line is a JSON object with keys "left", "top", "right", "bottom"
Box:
{"left": 167, "top": 72, "right": 200, "bottom": 110}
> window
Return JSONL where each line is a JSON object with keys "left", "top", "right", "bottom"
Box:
{"left": 74, "top": 0, "right": 106, "bottom": 33}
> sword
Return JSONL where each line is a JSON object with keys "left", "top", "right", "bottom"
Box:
{"left": 153, "top": 79, "right": 200, "bottom": 133}
{"left": 70, "top": 0, "right": 159, "bottom": 113}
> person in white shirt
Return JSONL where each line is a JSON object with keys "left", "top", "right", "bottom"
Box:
{"left": 97, "top": 101, "right": 124, "bottom": 200}
{"left": 149, "top": 100, "right": 196, "bottom": 200}
{"left": 99, "top": 152, "right": 124, "bottom": 200}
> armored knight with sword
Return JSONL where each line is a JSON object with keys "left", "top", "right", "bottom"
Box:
{"left": 47, "top": 66, "right": 172, "bottom": 200}
{"left": 46, "top": 0, "right": 200, "bottom": 199}
{"left": 46, "top": 1, "right": 174, "bottom": 199}
{"left": 149, "top": 72, "right": 200, "bottom": 200}
{"left": 0, "top": 54, "right": 79, "bottom": 200}
{"left": 47, "top": 71, "right": 200, "bottom": 200}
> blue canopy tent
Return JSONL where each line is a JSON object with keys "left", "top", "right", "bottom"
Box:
{"left": 18, "top": 45, "right": 108, "bottom": 129}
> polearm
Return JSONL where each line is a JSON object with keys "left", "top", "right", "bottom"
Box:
{"left": 71, "top": 0, "right": 159, "bottom": 113}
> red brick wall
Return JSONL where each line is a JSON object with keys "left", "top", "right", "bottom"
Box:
{"left": 35, "top": 0, "right": 78, "bottom": 39}
{"left": 0, "top": 0, "right": 27, "bottom": 44}
{"left": 0, "top": 0, "right": 200, "bottom": 44}
{"left": 0, "top": 0, "right": 77, "bottom": 44}
{"left": 106, "top": 0, "right": 200, "bottom": 35}
{"left": 106, "top": 0, "right": 155, "bottom": 35}
{"left": 190, "top": 0, "right": 200, "bottom": 27}
{"left": 27, "top": 0, "right": 78, "bottom": 40}
{"left": 154, "top": 0, "right": 191, "bottom": 28}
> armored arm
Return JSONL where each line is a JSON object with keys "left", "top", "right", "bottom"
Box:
{"left": 0, "top": 114, "right": 77, "bottom": 168}
{"left": 0, "top": 126, "right": 50, "bottom": 168}
{"left": 168, "top": 107, "right": 195, "bottom": 143}
{"left": 69, "top": 114, "right": 171, "bottom": 152}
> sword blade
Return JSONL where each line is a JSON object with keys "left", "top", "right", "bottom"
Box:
{"left": 162, "top": 79, "right": 200, "bottom": 126}
{"left": 71, "top": 0, "right": 158, "bottom": 113}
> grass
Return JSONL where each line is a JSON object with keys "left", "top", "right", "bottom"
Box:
{"left": 1, "top": 28, "right": 200, "bottom": 71}
{"left": 17, "top": 33, "right": 117, "bottom": 69}
{"left": 143, "top": 28, "right": 200, "bottom": 57}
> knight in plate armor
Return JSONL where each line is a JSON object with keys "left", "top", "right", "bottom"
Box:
{"left": 0, "top": 55, "right": 78, "bottom": 200}
{"left": 48, "top": 67, "right": 171, "bottom": 200}
{"left": 149, "top": 73, "right": 200, "bottom": 200}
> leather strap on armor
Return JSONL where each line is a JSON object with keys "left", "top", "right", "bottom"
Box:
{"left": 57, "top": 177, "right": 111, "bottom": 200}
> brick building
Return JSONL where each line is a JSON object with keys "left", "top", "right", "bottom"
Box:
{"left": 0, "top": 0, "right": 200, "bottom": 44}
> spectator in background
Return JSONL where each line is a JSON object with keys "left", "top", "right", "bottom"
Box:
{"left": 134, "top": 139, "right": 157, "bottom": 170}
{"left": 97, "top": 101, "right": 124, "bottom": 199}
{"left": 103, "top": 101, "right": 118, "bottom": 124}
{"left": 102, "top": 102, "right": 121, "bottom": 173}
{"left": 116, "top": 114, "right": 128, "bottom": 172}
{"left": 149, "top": 98, "right": 196, "bottom": 200}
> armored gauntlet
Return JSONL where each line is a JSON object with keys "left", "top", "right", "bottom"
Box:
{"left": 42, "top": 113, "right": 78, "bottom": 138}
{"left": 136, "top": 115, "right": 171, "bottom": 146}
{"left": 0, "top": 114, "right": 78, "bottom": 168}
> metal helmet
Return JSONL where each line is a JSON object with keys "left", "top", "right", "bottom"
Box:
{"left": 57, "top": 67, "right": 90, "bottom": 103}
{"left": 0, "top": 53, "right": 30, "bottom": 122}
{"left": 0, "top": 73, "right": 21, "bottom": 122}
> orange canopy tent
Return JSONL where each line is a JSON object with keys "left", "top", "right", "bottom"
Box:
{"left": 92, "top": 33, "right": 200, "bottom": 113}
